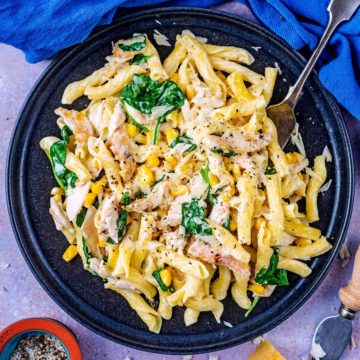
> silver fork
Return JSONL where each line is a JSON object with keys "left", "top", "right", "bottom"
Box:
{"left": 267, "top": 0, "right": 360, "bottom": 148}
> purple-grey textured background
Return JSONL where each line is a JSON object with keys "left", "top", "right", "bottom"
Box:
{"left": 0, "top": 2, "right": 359, "bottom": 359}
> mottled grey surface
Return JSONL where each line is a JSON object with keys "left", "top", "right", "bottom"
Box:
{"left": 0, "top": 2, "right": 359, "bottom": 359}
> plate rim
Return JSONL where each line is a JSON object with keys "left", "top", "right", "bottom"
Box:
{"left": 6, "top": 6, "right": 355, "bottom": 354}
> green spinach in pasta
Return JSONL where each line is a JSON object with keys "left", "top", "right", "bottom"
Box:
{"left": 130, "top": 54, "right": 152, "bottom": 64}
{"left": 46, "top": 126, "right": 78, "bottom": 190}
{"left": 119, "top": 34, "right": 146, "bottom": 52}
{"left": 200, "top": 164, "right": 217, "bottom": 206}
{"left": 120, "top": 74, "right": 185, "bottom": 144}
{"left": 170, "top": 134, "right": 197, "bottom": 153}
{"left": 181, "top": 199, "right": 213, "bottom": 237}
{"left": 255, "top": 248, "right": 289, "bottom": 286}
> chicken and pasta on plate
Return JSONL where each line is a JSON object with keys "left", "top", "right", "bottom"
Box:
{"left": 40, "top": 31, "right": 332, "bottom": 333}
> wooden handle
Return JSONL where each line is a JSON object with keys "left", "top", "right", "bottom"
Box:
{"left": 339, "top": 245, "right": 360, "bottom": 312}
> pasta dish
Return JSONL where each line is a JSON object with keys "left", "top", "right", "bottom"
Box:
{"left": 40, "top": 31, "right": 332, "bottom": 333}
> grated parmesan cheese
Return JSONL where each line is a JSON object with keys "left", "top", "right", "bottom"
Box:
{"left": 274, "top": 61, "right": 282, "bottom": 75}
{"left": 306, "top": 168, "right": 323, "bottom": 181}
{"left": 182, "top": 356, "right": 193, "bottom": 360}
{"left": 208, "top": 356, "right": 219, "bottom": 360}
{"left": 319, "top": 179, "right": 332, "bottom": 193}
{"left": 153, "top": 29, "right": 171, "bottom": 47}
{"left": 251, "top": 46, "right": 262, "bottom": 51}
{"left": 322, "top": 145, "right": 332, "bottom": 162}
{"left": 181, "top": 30, "right": 208, "bottom": 43}
{"left": 252, "top": 336, "right": 266, "bottom": 345}
{"left": 155, "top": 19, "right": 162, "bottom": 25}
{"left": 223, "top": 321, "right": 233, "bottom": 328}
{"left": 290, "top": 122, "right": 306, "bottom": 158}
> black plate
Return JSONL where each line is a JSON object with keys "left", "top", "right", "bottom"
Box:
{"left": 6, "top": 7, "right": 354, "bottom": 354}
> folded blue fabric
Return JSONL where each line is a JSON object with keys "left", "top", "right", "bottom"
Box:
{"left": 246, "top": 0, "right": 360, "bottom": 119}
{"left": 0, "top": 0, "right": 359, "bottom": 118}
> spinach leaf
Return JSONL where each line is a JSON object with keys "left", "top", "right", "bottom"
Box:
{"left": 200, "top": 164, "right": 217, "bottom": 206}
{"left": 76, "top": 207, "right": 87, "bottom": 227}
{"left": 152, "top": 267, "right": 174, "bottom": 292}
{"left": 130, "top": 54, "right": 151, "bottom": 64}
{"left": 135, "top": 188, "right": 147, "bottom": 199}
{"left": 152, "top": 175, "right": 166, "bottom": 188}
{"left": 244, "top": 296, "right": 260, "bottom": 317}
{"left": 211, "top": 147, "right": 236, "bottom": 157}
{"left": 255, "top": 248, "right": 289, "bottom": 286}
{"left": 264, "top": 160, "right": 277, "bottom": 175}
{"left": 107, "top": 237, "right": 116, "bottom": 244}
{"left": 65, "top": 172, "right": 78, "bottom": 189}
{"left": 170, "top": 134, "right": 197, "bottom": 153}
{"left": 102, "top": 255, "right": 108, "bottom": 264}
{"left": 60, "top": 125, "right": 73, "bottom": 144}
{"left": 120, "top": 74, "right": 185, "bottom": 144}
{"left": 117, "top": 211, "right": 129, "bottom": 239}
{"left": 82, "top": 236, "right": 93, "bottom": 265}
{"left": 47, "top": 127, "right": 77, "bottom": 190}
{"left": 121, "top": 100, "right": 149, "bottom": 133}
{"left": 181, "top": 199, "right": 213, "bottom": 237}
{"left": 93, "top": 197, "right": 100, "bottom": 209}
{"left": 123, "top": 191, "right": 131, "bottom": 206}
{"left": 223, "top": 217, "right": 231, "bottom": 231}
{"left": 119, "top": 34, "right": 146, "bottom": 52}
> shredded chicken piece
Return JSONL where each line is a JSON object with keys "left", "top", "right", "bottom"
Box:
{"left": 55, "top": 107, "right": 94, "bottom": 148}
{"left": 188, "top": 240, "right": 250, "bottom": 276}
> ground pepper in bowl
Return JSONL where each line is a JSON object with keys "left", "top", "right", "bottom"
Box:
{"left": 10, "top": 334, "right": 67, "bottom": 360}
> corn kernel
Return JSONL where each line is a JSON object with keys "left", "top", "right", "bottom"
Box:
{"left": 165, "top": 156, "right": 178, "bottom": 169}
{"left": 171, "top": 185, "right": 189, "bottom": 197}
{"left": 51, "top": 187, "right": 64, "bottom": 197}
{"left": 91, "top": 182, "right": 103, "bottom": 196}
{"left": 230, "top": 218, "right": 237, "bottom": 232}
{"left": 223, "top": 185, "right": 236, "bottom": 201}
{"left": 160, "top": 269, "right": 172, "bottom": 287}
{"left": 209, "top": 172, "right": 219, "bottom": 187}
{"left": 295, "top": 238, "right": 313, "bottom": 246}
{"left": 232, "top": 164, "right": 241, "bottom": 177}
{"left": 186, "top": 85, "right": 195, "bottom": 100}
{"left": 98, "top": 239, "right": 106, "bottom": 248}
{"left": 125, "top": 123, "right": 137, "bottom": 137}
{"left": 62, "top": 245, "right": 78, "bottom": 262}
{"left": 135, "top": 134, "right": 147, "bottom": 145}
{"left": 146, "top": 155, "right": 160, "bottom": 168}
{"left": 249, "top": 283, "right": 265, "bottom": 295}
{"left": 84, "top": 192, "right": 97, "bottom": 208}
{"left": 138, "top": 166, "right": 154, "bottom": 185}
{"left": 170, "top": 73, "right": 179, "bottom": 83}
{"left": 166, "top": 128, "right": 179, "bottom": 146}
{"left": 285, "top": 152, "right": 303, "bottom": 165}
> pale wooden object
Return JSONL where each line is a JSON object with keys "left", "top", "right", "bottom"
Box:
{"left": 339, "top": 246, "right": 360, "bottom": 311}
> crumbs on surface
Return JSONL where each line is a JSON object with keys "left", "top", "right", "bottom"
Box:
{"left": 10, "top": 334, "right": 67, "bottom": 360}
{"left": 339, "top": 244, "right": 351, "bottom": 268}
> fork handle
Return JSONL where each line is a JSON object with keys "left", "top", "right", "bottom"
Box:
{"left": 339, "top": 246, "right": 360, "bottom": 313}
{"left": 284, "top": 0, "right": 360, "bottom": 107}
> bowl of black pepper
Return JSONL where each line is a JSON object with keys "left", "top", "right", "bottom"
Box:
{"left": 0, "top": 318, "right": 82, "bottom": 360}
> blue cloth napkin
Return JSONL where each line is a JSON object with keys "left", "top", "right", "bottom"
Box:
{"left": 0, "top": 1, "right": 359, "bottom": 118}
